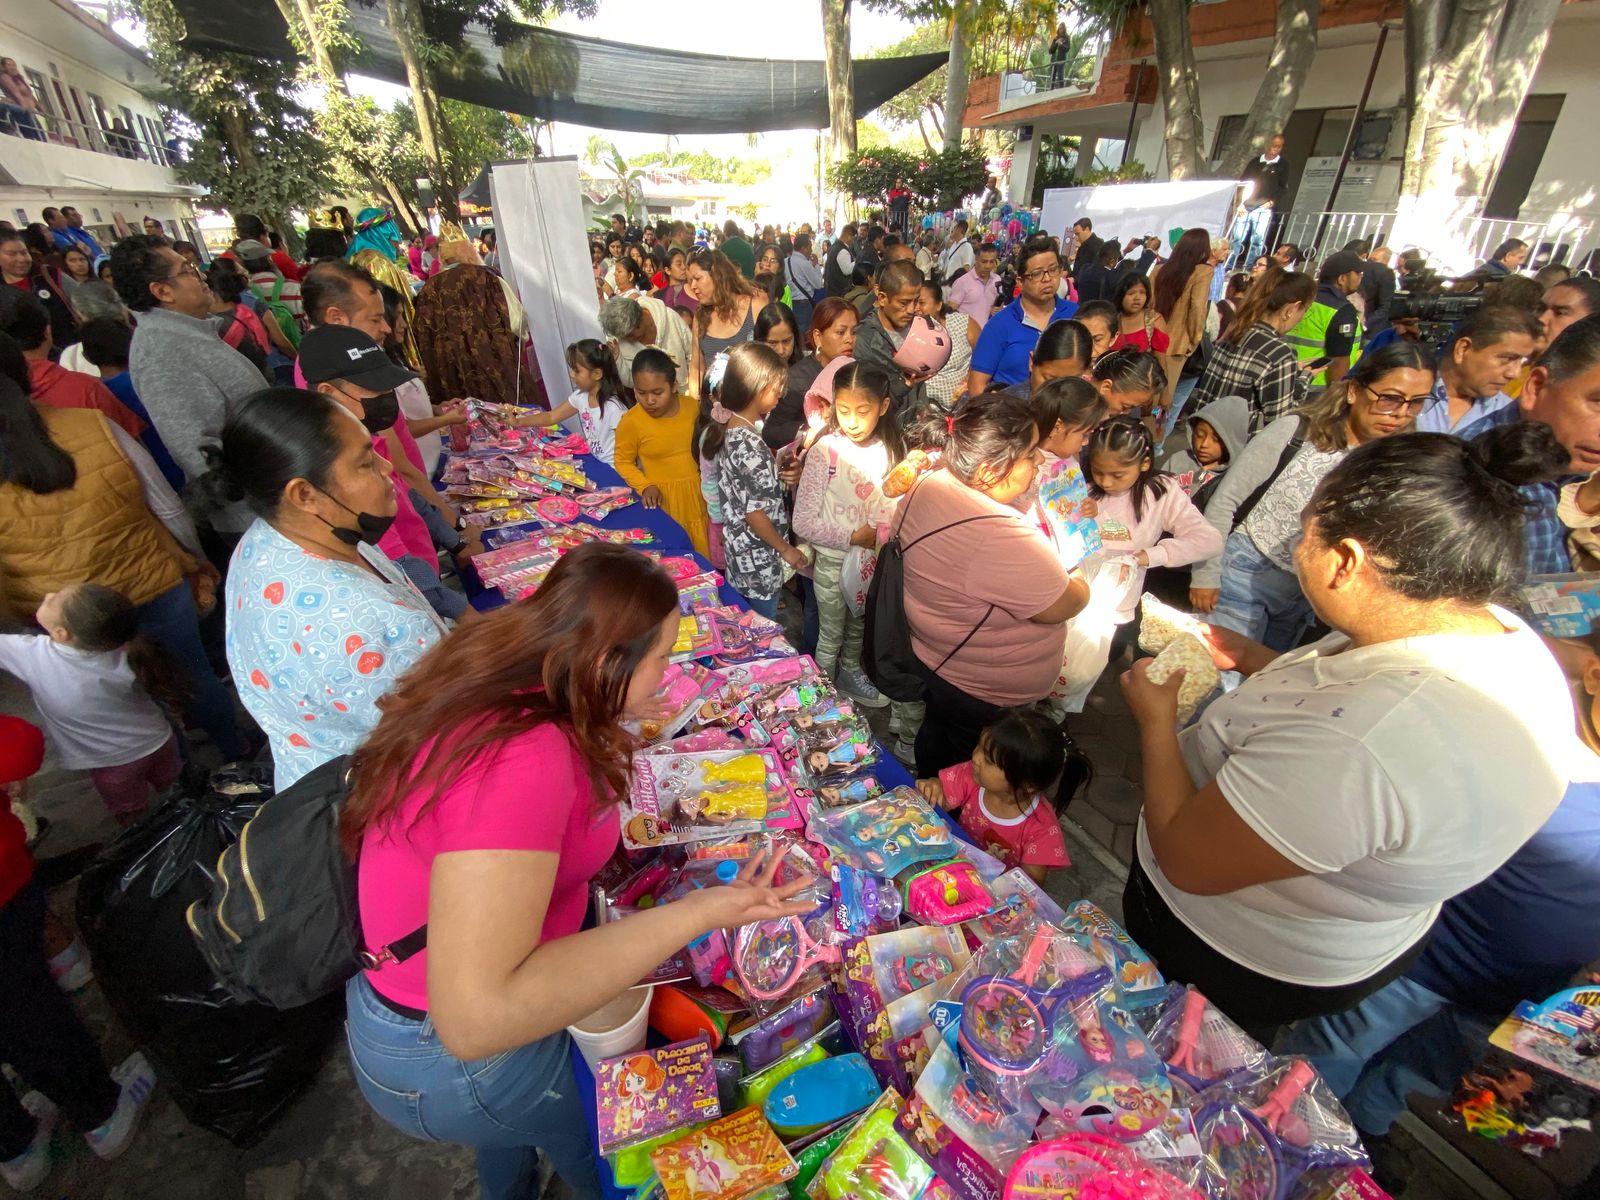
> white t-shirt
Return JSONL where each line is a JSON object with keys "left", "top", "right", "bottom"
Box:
{"left": 1136, "top": 607, "right": 1574, "bottom": 987}
{"left": 570, "top": 389, "right": 627, "bottom": 466}
{"left": 396, "top": 376, "right": 443, "bottom": 473}
{"left": 0, "top": 635, "right": 172, "bottom": 769}
{"left": 941, "top": 240, "right": 975, "bottom": 279}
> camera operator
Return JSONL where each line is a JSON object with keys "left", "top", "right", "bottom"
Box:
{"left": 1415, "top": 306, "right": 1542, "bottom": 437}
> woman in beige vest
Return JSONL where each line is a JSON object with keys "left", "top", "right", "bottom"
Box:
{"left": 0, "top": 371, "right": 250, "bottom": 757}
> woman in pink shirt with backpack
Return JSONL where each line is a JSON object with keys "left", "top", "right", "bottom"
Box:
{"left": 341, "top": 544, "right": 808, "bottom": 1200}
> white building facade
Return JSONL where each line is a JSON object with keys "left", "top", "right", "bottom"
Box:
{"left": 1, "top": 0, "right": 204, "bottom": 250}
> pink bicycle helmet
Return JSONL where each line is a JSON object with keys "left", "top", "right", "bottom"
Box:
{"left": 893, "top": 315, "right": 953, "bottom": 379}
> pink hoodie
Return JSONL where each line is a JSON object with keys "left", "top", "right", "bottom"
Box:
{"left": 1092, "top": 478, "right": 1223, "bottom": 623}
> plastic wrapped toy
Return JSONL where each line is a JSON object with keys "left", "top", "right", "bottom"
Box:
{"left": 799, "top": 719, "right": 878, "bottom": 784}
{"left": 764, "top": 1053, "right": 879, "bottom": 1137}
{"left": 650, "top": 1107, "right": 797, "bottom": 1200}
{"left": 596, "top": 1036, "right": 721, "bottom": 1154}
{"left": 807, "top": 1091, "right": 931, "bottom": 1200}
{"left": 898, "top": 860, "right": 996, "bottom": 926}
{"left": 732, "top": 908, "right": 841, "bottom": 1003}
{"left": 1001, "top": 1132, "right": 1205, "bottom": 1200}
{"left": 731, "top": 989, "right": 834, "bottom": 1074}
{"left": 1190, "top": 1058, "right": 1369, "bottom": 1200}
{"left": 1146, "top": 987, "right": 1269, "bottom": 1097}
{"left": 808, "top": 789, "right": 953, "bottom": 875}
{"left": 1059, "top": 901, "right": 1165, "bottom": 1008}
{"left": 833, "top": 864, "right": 903, "bottom": 938}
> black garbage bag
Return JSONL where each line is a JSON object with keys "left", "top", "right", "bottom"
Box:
{"left": 75, "top": 760, "right": 344, "bottom": 1146}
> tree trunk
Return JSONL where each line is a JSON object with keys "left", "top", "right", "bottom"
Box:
{"left": 1147, "top": 0, "right": 1205, "bottom": 179}
{"left": 1217, "top": 0, "right": 1321, "bottom": 178}
{"left": 386, "top": 0, "right": 458, "bottom": 220}
{"left": 941, "top": 5, "right": 971, "bottom": 152}
{"left": 821, "top": 0, "right": 855, "bottom": 162}
{"left": 276, "top": 0, "right": 339, "bottom": 81}
{"left": 1389, "top": 0, "right": 1561, "bottom": 269}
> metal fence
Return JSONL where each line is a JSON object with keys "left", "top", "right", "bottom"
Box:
{"left": 0, "top": 106, "right": 177, "bottom": 168}
{"left": 1279, "top": 208, "right": 1600, "bottom": 276}
{"left": 998, "top": 31, "right": 1110, "bottom": 105}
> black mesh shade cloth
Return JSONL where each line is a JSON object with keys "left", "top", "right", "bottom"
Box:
{"left": 169, "top": 0, "right": 944, "bottom": 134}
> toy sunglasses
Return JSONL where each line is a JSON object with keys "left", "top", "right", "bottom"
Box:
{"left": 732, "top": 912, "right": 840, "bottom": 1001}
{"left": 1192, "top": 1060, "right": 1348, "bottom": 1200}
{"left": 959, "top": 926, "right": 1114, "bottom": 1076}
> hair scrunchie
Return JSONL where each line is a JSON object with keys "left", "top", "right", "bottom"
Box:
{"left": 711, "top": 402, "right": 734, "bottom": 424}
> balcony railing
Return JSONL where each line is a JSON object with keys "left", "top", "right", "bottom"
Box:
{"left": 997, "top": 31, "right": 1110, "bottom": 106}
{"left": 0, "top": 104, "right": 179, "bottom": 168}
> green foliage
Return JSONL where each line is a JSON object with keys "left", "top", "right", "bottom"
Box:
{"left": 631, "top": 150, "right": 772, "bottom": 188}
{"left": 387, "top": 97, "right": 536, "bottom": 207}
{"left": 1081, "top": 161, "right": 1153, "bottom": 184}
{"left": 827, "top": 143, "right": 990, "bottom": 211}
{"left": 133, "top": 0, "right": 334, "bottom": 219}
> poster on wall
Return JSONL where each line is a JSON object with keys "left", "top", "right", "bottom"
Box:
{"left": 1039, "top": 180, "right": 1239, "bottom": 248}
{"left": 489, "top": 157, "right": 604, "bottom": 395}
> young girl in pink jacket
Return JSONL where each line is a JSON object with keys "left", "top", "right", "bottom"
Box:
{"left": 1048, "top": 415, "right": 1223, "bottom": 713}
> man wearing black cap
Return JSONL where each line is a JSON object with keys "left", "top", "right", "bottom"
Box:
{"left": 1286, "top": 250, "right": 1366, "bottom": 387}
{"left": 299, "top": 325, "right": 469, "bottom": 621}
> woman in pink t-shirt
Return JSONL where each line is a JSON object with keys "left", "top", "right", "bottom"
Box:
{"left": 896, "top": 392, "right": 1089, "bottom": 776}
{"left": 340, "top": 544, "right": 809, "bottom": 1200}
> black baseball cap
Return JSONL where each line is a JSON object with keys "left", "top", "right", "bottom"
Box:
{"left": 1318, "top": 250, "right": 1366, "bottom": 283}
{"left": 298, "top": 325, "right": 415, "bottom": 389}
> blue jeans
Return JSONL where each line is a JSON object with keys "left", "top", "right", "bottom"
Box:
{"left": 1208, "top": 531, "right": 1314, "bottom": 652}
{"left": 398, "top": 553, "right": 469, "bottom": 621}
{"left": 746, "top": 591, "right": 781, "bottom": 619}
{"left": 344, "top": 976, "right": 601, "bottom": 1200}
{"left": 134, "top": 581, "right": 249, "bottom": 757}
{"left": 1280, "top": 975, "right": 1492, "bottom": 1135}
{"left": 1228, "top": 206, "right": 1274, "bottom": 270}
{"left": 1161, "top": 374, "right": 1200, "bottom": 442}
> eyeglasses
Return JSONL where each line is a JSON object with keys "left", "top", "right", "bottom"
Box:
{"left": 163, "top": 260, "right": 202, "bottom": 283}
{"left": 1021, "top": 265, "right": 1062, "bottom": 282}
{"left": 1364, "top": 388, "right": 1430, "bottom": 415}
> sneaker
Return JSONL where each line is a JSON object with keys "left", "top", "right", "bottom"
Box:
{"left": 835, "top": 667, "right": 889, "bottom": 709}
{"left": 84, "top": 1052, "right": 156, "bottom": 1162}
{"left": 0, "top": 1092, "right": 58, "bottom": 1192}
{"left": 890, "top": 734, "right": 918, "bottom": 766}
{"left": 48, "top": 938, "right": 94, "bottom": 993}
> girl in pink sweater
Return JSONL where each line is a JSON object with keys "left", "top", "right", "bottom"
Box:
{"left": 1049, "top": 415, "right": 1223, "bottom": 713}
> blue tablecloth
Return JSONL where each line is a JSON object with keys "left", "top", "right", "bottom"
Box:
{"left": 464, "top": 446, "right": 915, "bottom": 1198}
{"left": 465, "top": 453, "right": 744, "bottom": 611}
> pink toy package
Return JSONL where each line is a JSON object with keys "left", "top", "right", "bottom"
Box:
{"left": 640, "top": 662, "right": 719, "bottom": 745}
{"left": 595, "top": 1035, "right": 721, "bottom": 1156}
{"left": 624, "top": 748, "right": 806, "bottom": 849}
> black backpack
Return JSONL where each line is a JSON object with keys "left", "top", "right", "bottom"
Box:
{"left": 186, "top": 753, "right": 426, "bottom": 1009}
{"left": 863, "top": 477, "right": 1006, "bottom": 702}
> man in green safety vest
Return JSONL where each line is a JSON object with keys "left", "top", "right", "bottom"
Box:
{"left": 1286, "top": 250, "right": 1366, "bottom": 387}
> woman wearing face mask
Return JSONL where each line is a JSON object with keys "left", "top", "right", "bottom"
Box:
{"left": 220, "top": 387, "right": 448, "bottom": 789}
{"left": 298, "top": 324, "right": 470, "bottom": 622}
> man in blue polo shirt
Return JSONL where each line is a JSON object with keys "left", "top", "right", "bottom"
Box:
{"left": 966, "top": 234, "right": 1077, "bottom": 395}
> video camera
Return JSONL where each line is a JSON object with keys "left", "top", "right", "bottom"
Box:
{"left": 1387, "top": 290, "right": 1483, "bottom": 351}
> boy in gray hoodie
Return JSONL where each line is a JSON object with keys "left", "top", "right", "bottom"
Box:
{"left": 1145, "top": 394, "right": 1251, "bottom": 606}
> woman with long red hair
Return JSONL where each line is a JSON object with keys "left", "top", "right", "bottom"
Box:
{"left": 341, "top": 543, "right": 808, "bottom": 1200}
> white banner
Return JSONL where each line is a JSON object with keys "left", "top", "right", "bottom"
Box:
{"left": 489, "top": 157, "right": 603, "bottom": 398}
{"left": 1039, "top": 180, "right": 1240, "bottom": 250}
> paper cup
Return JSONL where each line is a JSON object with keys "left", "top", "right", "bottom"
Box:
{"left": 567, "top": 985, "right": 653, "bottom": 1071}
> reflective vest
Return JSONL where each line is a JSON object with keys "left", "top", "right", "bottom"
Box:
{"left": 1286, "top": 300, "right": 1362, "bottom": 387}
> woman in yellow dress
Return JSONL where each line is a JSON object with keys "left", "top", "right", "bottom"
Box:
{"left": 612, "top": 347, "right": 710, "bottom": 558}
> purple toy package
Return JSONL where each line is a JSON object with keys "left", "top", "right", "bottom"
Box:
{"left": 595, "top": 1035, "right": 721, "bottom": 1154}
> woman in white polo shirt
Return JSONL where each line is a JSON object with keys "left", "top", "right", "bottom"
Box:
{"left": 1119, "top": 423, "right": 1576, "bottom": 1039}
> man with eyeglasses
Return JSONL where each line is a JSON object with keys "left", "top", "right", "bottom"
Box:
{"left": 967, "top": 234, "right": 1079, "bottom": 396}
{"left": 1415, "top": 306, "right": 1542, "bottom": 438}
{"left": 112, "top": 234, "right": 269, "bottom": 556}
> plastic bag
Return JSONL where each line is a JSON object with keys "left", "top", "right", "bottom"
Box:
{"left": 75, "top": 762, "right": 342, "bottom": 1145}
{"left": 841, "top": 544, "right": 877, "bottom": 618}
{"left": 1143, "top": 985, "right": 1270, "bottom": 1097}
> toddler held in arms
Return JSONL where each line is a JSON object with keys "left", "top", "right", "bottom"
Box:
{"left": 917, "top": 707, "right": 1087, "bottom": 884}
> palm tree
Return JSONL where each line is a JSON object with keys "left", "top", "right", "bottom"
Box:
{"left": 599, "top": 141, "right": 647, "bottom": 223}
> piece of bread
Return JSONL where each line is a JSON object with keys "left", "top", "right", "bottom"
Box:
{"left": 1144, "top": 633, "right": 1220, "bottom": 723}
{"left": 1138, "top": 594, "right": 1207, "bottom": 655}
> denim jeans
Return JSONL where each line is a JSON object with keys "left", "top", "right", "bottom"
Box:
{"left": 1227, "top": 206, "right": 1274, "bottom": 270}
{"left": 1208, "top": 531, "right": 1314, "bottom": 652}
{"left": 134, "top": 581, "right": 249, "bottom": 757}
{"left": 1279, "top": 975, "right": 1492, "bottom": 1135}
{"left": 746, "top": 592, "right": 781, "bottom": 619}
{"left": 1161, "top": 374, "right": 1200, "bottom": 442}
{"left": 344, "top": 976, "right": 601, "bottom": 1200}
{"left": 397, "top": 553, "right": 468, "bottom": 621}
{"left": 811, "top": 550, "right": 862, "bottom": 677}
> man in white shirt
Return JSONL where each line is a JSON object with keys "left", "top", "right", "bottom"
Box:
{"left": 946, "top": 242, "right": 1003, "bottom": 330}
{"left": 938, "top": 219, "right": 975, "bottom": 282}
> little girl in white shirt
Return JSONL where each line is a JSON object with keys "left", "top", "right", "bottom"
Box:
{"left": 511, "top": 339, "right": 630, "bottom": 466}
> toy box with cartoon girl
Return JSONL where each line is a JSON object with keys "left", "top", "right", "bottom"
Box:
{"left": 651, "top": 1106, "right": 798, "bottom": 1200}
{"left": 595, "top": 1035, "right": 720, "bottom": 1154}
{"left": 834, "top": 925, "right": 972, "bottom": 1092}
{"left": 1060, "top": 900, "right": 1165, "bottom": 1008}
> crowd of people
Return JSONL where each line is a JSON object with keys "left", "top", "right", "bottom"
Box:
{"left": 2, "top": 190, "right": 1600, "bottom": 1200}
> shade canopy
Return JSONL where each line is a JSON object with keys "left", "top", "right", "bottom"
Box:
{"left": 169, "top": 0, "right": 944, "bottom": 134}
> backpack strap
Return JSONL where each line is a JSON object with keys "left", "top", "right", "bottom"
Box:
{"left": 270, "top": 276, "right": 284, "bottom": 303}
{"left": 1230, "top": 415, "right": 1309, "bottom": 532}
{"left": 891, "top": 476, "right": 1009, "bottom": 673}
{"left": 359, "top": 924, "right": 428, "bottom": 970}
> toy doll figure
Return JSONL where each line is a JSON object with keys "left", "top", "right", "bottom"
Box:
{"left": 615, "top": 1054, "right": 667, "bottom": 1135}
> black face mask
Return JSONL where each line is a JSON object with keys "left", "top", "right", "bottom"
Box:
{"left": 358, "top": 390, "right": 399, "bottom": 435}
{"left": 315, "top": 487, "right": 395, "bottom": 547}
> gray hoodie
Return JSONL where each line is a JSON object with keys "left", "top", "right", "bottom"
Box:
{"left": 1159, "top": 394, "right": 1250, "bottom": 486}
